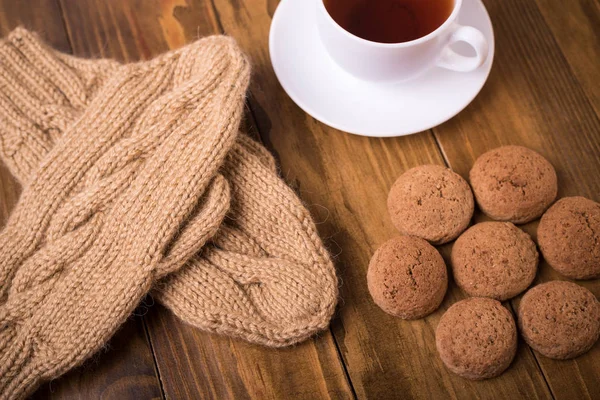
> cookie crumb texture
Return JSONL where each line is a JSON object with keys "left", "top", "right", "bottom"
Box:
{"left": 451, "top": 222, "right": 538, "bottom": 301}
{"left": 469, "top": 146, "right": 557, "bottom": 224}
{"left": 387, "top": 165, "right": 474, "bottom": 244}
{"left": 436, "top": 297, "right": 517, "bottom": 380}
{"left": 518, "top": 281, "right": 600, "bottom": 359}
{"left": 367, "top": 235, "right": 448, "bottom": 319}
{"left": 538, "top": 196, "right": 600, "bottom": 280}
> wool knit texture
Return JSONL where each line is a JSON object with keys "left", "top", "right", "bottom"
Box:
{"left": 0, "top": 28, "right": 338, "bottom": 399}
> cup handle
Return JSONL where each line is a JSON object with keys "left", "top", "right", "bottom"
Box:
{"left": 436, "top": 24, "right": 489, "bottom": 72}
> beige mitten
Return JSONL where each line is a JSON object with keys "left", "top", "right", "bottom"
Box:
{"left": 0, "top": 29, "right": 338, "bottom": 349}
{"left": 0, "top": 28, "right": 249, "bottom": 399}
{"left": 0, "top": 28, "right": 120, "bottom": 182}
{"left": 156, "top": 136, "right": 339, "bottom": 346}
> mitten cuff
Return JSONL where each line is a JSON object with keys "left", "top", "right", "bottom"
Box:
{"left": 0, "top": 27, "right": 119, "bottom": 184}
{"left": 0, "top": 28, "right": 76, "bottom": 183}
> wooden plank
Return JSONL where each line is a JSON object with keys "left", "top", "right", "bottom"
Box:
{"left": 0, "top": 2, "right": 163, "bottom": 398}
{"left": 57, "top": 1, "right": 356, "bottom": 398}
{"left": 433, "top": 0, "right": 600, "bottom": 399}
{"left": 146, "top": 304, "right": 352, "bottom": 399}
{"left": 59, "top": 0, "right": 220, "bottom": 61}
{"left": 0, "top": 0, "right": 71, "bottom": 51}
{"left": 534, "top": 0, "right": 600, "bottom": 116}
{"left": 208, "top": 0, "right": 554, "bottom": 398}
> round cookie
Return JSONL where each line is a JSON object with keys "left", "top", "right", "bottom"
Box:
{"left": 436, "top": 297, "right": 517, "bottom": 380}
{"left": 387, "top": 165, "right": 474, "bottom": 244}
{"left": 469, "top": 146, "right": 557, "bottom": 224}
{"left": 367, "top": 235, "right": 448, "bottom": 319}
{"left": 518, "top": 281, "right": 600, "bottom": 359}
{"left": 538, "top": 196, "right": 600, "bottom": 279}
{"left": 451, "top": 222, "right": 538, "bottom": 301}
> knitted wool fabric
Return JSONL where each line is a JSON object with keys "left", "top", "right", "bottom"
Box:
{"left": 0, "top": 29, "right": 120, "bottom": 181}
{"left": 0, "top": 28, "right": 249, "bottom": 399}
{"left": 1, "top": 29, "right": 337, "bottom": 355}
{"left": 155, "top": 135, "right": 338, "bottom": 346}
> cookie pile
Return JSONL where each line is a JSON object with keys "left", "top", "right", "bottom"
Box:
{"left": 367, "top": 145, "right": 600, "bottom": 381}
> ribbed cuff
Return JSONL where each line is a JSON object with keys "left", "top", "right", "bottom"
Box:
{"left": 0, "top": 28, "right": 72, "bottom": 183}
{"left": 0, "top": 28, "right": 123, "bottom": 184}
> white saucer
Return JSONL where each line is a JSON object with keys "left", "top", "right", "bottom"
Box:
{"left": 269, "top": 0, "right": 495, "bottom": 137}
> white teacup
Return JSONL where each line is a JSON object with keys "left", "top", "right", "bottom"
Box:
{"left": 316, "top": 0, "right": 489, "bottom": 83}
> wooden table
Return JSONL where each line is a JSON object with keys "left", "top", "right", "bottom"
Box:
{"left": 0, "top": 0, "right": 598, "bottom": 399}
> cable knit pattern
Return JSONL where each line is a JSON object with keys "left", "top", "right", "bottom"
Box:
{"left": 0, "top": 28, "right": 249, "bottom": 399}
{"left": 154, "top": 135, "right": 338, "bottom": 346}
{"left": 0, "top": 28, "right": 339, "bottom": 398}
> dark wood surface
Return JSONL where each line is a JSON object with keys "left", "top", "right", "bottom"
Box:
{"left": 0, "top": 0, "right": 598, "bottom": 398}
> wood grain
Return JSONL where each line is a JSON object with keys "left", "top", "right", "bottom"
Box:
{"left": 0, "top": 0, "right": 70, "bottom": 51}
{"left": 1, "top": 0, "right": 597, "bottom": 398}
{"left": 534, "top": 0, "right": 600, "bottom": 116}
{"left": 57, "top": 1, "right": 355, "bottom": 398}
{"left": 433, "top": 0, "right": 600, "bottom": 398}
{"left": 0, "top": 2, "right": 163, "bottom": 399}
{"left": 146, "top": 304, "right": 352, "bottom": 400}
{"left": 59, "top": 0, "right": 220, "bottom": 61}
{"left": 208, "top": 0, "right": 554, "bottom": 398}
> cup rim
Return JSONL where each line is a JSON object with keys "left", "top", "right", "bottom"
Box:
{"left": 317, "top": 0, "right": 462, "bottom": 48}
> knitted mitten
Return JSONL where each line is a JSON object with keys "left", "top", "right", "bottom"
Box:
{"left": 155, "top": 135, "right": 339, "bottom": 346}
{"left": 0, "top": 28, "right": 249, "bottom": 399}
{"left": 0, "top": 28, "right": 120, "bottom": 182}
{"left": 0, "top": 29, "right": 338, "bottom": 348}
